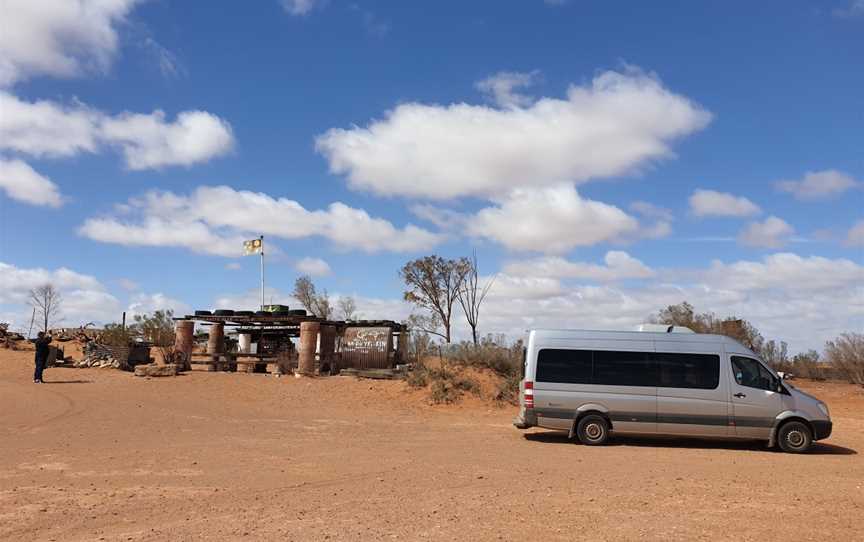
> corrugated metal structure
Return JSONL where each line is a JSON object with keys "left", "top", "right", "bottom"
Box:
{"left": 340, "top": 326, "right": 394, "bottom": 370}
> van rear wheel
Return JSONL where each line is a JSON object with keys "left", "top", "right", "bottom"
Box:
{"left": 777, "top": 421, "right": 812, "bottom": 453}
{"left": 577, "top": 414, "right": 609, "bottom": 446}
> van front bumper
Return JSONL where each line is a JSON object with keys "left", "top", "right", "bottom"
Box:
{"left": 513, "top": 410, "right": 537, "bottom": 429}
{"left": 812, "top": 420, "right": 832, "bottom": 441}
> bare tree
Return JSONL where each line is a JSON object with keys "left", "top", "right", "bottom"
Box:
{"left": 825, "top": 333, "right": 864, "bottom": 385}
{"left": 400, "top": 256, "right": 471, "bottom": 343}
{"left": 338, "top": 296, "right": 357, "bottom": 320}
{"left": 314, "top": 290, "right": 333, "bottom": 320}
{"left": 292, "top": 275, "right": 333, "bottom": 319}
{"left": 29, "top": 284, "right": 61, "bottom": 333}
{"left": 456, "top": 250, "right": 495, "bottom": 345}
{"left": 760, "top": 339, "right": 789, "bottom": 371}
{"left": 293, "top": 275, "right": 317, "bottom": 314}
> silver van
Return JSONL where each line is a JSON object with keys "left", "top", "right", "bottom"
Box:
{"left": 513, "top": 328, "right": 832, "bottom": 453}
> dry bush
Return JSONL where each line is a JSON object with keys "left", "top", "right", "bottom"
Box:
{"left": 790, "top": 350, "right": 824, "bottom": 380}
{"left": 407, "top": 359, "right": 480, "bottom": 403}
{"left": 444, "top": 334, "right": 523, "bottom": 377}
{"left": 101, "top": 323, "right": 133, "bottom": 347}
{"left": 825, "top": 333, "right": 864, "bottom": 386}
{"left": 442, "top": 334, "right": 524, "bottom": 405}
{"left": 406, "top": 358, "right": 429, "bottom": 388}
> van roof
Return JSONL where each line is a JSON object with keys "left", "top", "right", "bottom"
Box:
{"left": 528, "top": 328, "right": 753, "bottom": 353}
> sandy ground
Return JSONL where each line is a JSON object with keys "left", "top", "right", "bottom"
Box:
{"left": 1, "top": 347, "right": 863, "bottom": 541}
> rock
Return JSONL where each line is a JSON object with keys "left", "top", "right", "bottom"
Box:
{"left": 134, "top": 364, "right": 178, "bottom": 377}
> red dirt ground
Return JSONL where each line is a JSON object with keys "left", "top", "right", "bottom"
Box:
{"left": 1, "top": 347, "right": 862, "bottom": 541}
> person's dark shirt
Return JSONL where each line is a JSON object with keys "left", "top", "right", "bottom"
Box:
{"left": 34, "top": 336, "right": 51, "bottom": 360}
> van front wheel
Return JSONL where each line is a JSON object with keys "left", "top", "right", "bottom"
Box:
{"left": 777, "top": 421, "right": 812, "bottom": 453}
{"left": 577, "top": 415, "right": 609, "bottom": 446}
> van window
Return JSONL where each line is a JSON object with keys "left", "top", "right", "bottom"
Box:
{"left": 731, "top": 356, "right": 775, "bottom": 391}
{"left": 593, "top": 350, "right": 655, "bottom": 387}
{"left": 655, "top": 353, "right": 719, "bottom": 390}
{"left": 536, "top": 349, "right": 592, "bottom": 384}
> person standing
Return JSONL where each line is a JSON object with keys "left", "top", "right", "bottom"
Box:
{"left": 33, "top": 331, "right": 52, "bottom": 383}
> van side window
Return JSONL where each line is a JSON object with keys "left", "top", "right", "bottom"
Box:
{"left": 536, "top": 349, "right": 592, "bottom": 384}
{"left": 731, "top": 356, "right": 775, "bottom": 391}
{"left": 655, "top": 353, "right": 719, "bottom": 390}
{"left": 593, "top": 351, "right": 655, "bottom": 387}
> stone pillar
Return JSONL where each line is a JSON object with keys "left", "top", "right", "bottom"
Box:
{"left": 207, "top": 323, "right": 225, "bottom": 364}
{"left": 238, "top": 333, "right": 252, "bottom": 354}
{"left": 319, "top": 325, "right": 336, "bottom": 375}
{"left": 298, "top": 321, "right": 320, "bottom": 376}
{"left": 174, "top": 320, "right": 194, "bottom": 370}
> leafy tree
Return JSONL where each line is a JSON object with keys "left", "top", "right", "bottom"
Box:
{"left": 133, "top": 310, "right": 176, "bottom": 365}
{"left": 400, "top": 256, "right": 471, "bottom": 343}
{"left": 652, "top": 302, "right": 764, "bottom": 352}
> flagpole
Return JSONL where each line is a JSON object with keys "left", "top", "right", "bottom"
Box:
{"left": 260, "top": 235, "right": 265, "bottom": 311}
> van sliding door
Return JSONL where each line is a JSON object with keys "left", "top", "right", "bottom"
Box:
{"left": 654, "top": 342, "right": 728, "bottom": 437}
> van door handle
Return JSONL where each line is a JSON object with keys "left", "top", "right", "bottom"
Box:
{"left": 733, "top": 393, "right": 746, "bottom": 398}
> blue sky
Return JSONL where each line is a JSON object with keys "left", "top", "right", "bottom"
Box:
{"left": 1, "top": 0, "right": 862, "bottom": 352}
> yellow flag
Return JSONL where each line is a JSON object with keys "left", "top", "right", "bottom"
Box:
{"left": 242, "top": 238, "right": 262, "bottom": 256}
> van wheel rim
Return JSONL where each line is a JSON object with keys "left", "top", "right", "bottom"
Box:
{"left": 585, "top": 423, "right": 603, "bottom": 440}
{"left": 786, "top": 430, "right": 805, "bottom": 448}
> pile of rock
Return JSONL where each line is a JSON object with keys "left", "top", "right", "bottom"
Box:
{"left": 75, "top": 342, "right": 123, "bottom": 369}
{"left": 0, "top": 323, "right": 25, "bottom": 348}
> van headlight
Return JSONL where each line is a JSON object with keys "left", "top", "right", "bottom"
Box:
{"left": 817, "top": 402, "right": 830, "bottom": 418}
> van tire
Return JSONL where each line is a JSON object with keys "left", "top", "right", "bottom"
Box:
{"left": 777, "top": 420, "right": 812, "bottom": 453}
{"left": 576, "top": 414, "right": 609, "bottom": 446}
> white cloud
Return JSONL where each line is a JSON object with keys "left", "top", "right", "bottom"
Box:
{"left": 846, "top": 220, "right": 864, "bottom": 247}
{"left": 0, "top": 261, "right": 122, "bottom": 330}
{"left": 738, "top": 216, "right": 795, "bottom": 249}
{"left": 630, "top": 200, "right": 674, "bottom": 238}
{"left": 484, "top": 274, "right": 565, "bottom": 300}
{"left": 214, "top": 287, "right": 297, "bottom": 312}
{"left": 479, "top": 253, "right": 864, "bottom": 352}
{"left": 316, "top": 68, "right": 711, "bottom": 199}
{"left": 689, "top": 189, "right": 761, "bottom": 218}
{"left": 833, "top": 0, "right": 864, "bottom": 18}
{"left": 100, "top": 109, "right": 234, "bottom": 170}
{"left": 0, "top": 0, "right": 140, "bottom": 87}
{"left": 0, "top": 157, "right": 63, "bottom": 207}
{"left": 117, "top": 278, "right": 139, "bottom": 291}
{"left": 775, "top": 169, "right": 860, "bottom": 201}
{"left": 409, "top": 204, "right": 467, "bottom": 231}
{"left": 703, "top": 253, "right": 864, "bottom": 292}
{"left": 127, "top": 292, "right": 191, "bottom": 319}
{"left": 0, "top": 91, "right": 101, "bottom": 157}
{"left": 503, "top": 251, "right": 655, "bottom": 281}
{"left": 475, "top": 70, "right": 540, "bottom": 108}
{"left": 467, "top": 184, "right": 639, "bottom": 253}
{"left": 280, "top": 0, "right": 320, "bottom": 16}
{"left": 225, "top": 262, "right": 242, "bottom": 271}
{"left": 0, "top": 91, "right": 234, "bottom": 169}
{"left": 295, "top": 257, "right": 332, "bottom": 277}
{"left": 140, "top": 37, "right": 184, "bottom": 79}
{"left": 630, "top": 201, "right": 673, "bottom": 222}
{"left": 79, "top": 214, "right": 246, "bottom": 257}
{"left": 79, "top": 186, "right": 443, "bottom": 255}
